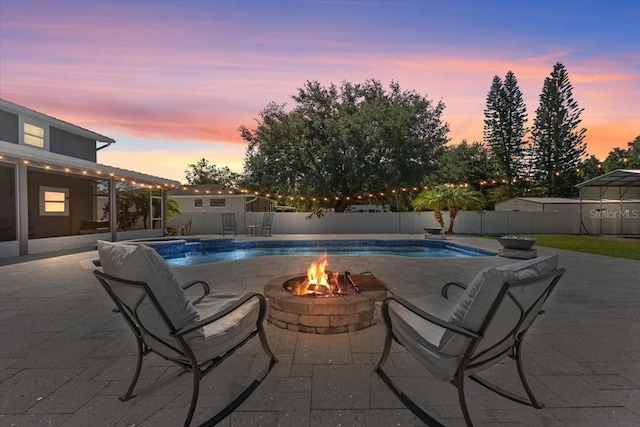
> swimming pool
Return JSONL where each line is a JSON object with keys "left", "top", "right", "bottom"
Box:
{"left": 144, "top": 238, "right": 494, "bottom": 266}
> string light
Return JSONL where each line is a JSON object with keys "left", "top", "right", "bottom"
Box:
{"left": 0, "top": 156, "right": 177, "bottom": 189}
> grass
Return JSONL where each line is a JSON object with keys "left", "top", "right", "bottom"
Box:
{"left": 489, "top": 234, "right": 640, "bottom": 261}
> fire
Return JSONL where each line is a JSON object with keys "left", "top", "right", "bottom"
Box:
{"left": 305, "top": 253, "right": 336, "bottom": 295}
{"left": 283, "top": 253, "right": 358, "bottom": 297}
{"left": 282, "top": 253, "right": 336, "bottom": 296}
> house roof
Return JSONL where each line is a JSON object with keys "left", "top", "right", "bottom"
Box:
{"left": 494, "top": 197, "right": 631, "bottom": 207}
{"left": 576, "top": 169, "right": 640, "bottom": 188}
{"left": 513, "top": 197, "right": 581, "bottom": 204}
{"left": 168, "top": 184, "right": 240, "bottom": 196}
{"left": 0, "top": 98, "right": 115, "bottom": 144}
{"left": 168, "top": 184, "right": 278, "bottom": 202}
{"left": 0, "top": 140, "right": 179, "bottom": 187}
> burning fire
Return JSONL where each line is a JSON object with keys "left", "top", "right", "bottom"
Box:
{"left": 305, "top": 253, "right": 338, "bottom": 295}
{"left": 284, "top": 253, "right": 342, "bottom": 296}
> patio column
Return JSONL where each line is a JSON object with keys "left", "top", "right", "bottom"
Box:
{"left": 162, "top": 188, "right": 167, "bottom": 237}
{"left": 110, "top": 176, "right": 117, "bottom": 242}
{"left": 17, "top": 162, "right": 28, "bottom": 255}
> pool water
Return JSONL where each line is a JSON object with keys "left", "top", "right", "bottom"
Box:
{"left": 149, "top": 239, "right": 493, "bottom": 266}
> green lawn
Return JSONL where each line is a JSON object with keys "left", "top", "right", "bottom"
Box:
{"left": 490, "top": 234, "right": 640, "bottom": 261}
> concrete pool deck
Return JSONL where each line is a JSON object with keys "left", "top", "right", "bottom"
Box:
{"left": 1, "top": 234, "right": 639, "bottom": 426}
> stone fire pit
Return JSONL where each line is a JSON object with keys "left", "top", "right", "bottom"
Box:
{"left": 264, "top": 274, "right": 388, "bottom": 334}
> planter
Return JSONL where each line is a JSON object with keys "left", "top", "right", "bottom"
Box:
{"left": 497, "top": 236, "right": 537, "bottom": 250}
{"left": 424, "top": 227, "right": 445, "bottom": 235}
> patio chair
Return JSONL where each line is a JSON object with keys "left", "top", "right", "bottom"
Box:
{"left": 375, "top": 255, "right": 565, "bottom": 426}
{"left": 255, "top": 212, "right": 274, "bottom": 236}
{"left": 93, "top": 241, "right": 277, "bottom": 427}
{"left": 222, "top": 212, "right": 236, "bottom": 236}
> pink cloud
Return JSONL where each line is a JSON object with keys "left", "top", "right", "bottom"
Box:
{"left": 2, "top": 6, "right": 637, "bottom": 167}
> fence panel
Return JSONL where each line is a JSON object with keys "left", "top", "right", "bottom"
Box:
{"left": 166, "top": 210, "right": 615, "bottom": 236}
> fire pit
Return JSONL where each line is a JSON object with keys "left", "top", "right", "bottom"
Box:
{"left": 264, "top": 254, "right": 388, "bottom": 333}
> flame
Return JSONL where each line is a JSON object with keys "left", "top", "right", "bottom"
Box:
{"left": 283, "top": 253, "right": 347, "bottom": 296}
{"left": 306, "top": 253, "right": 330, "bottom": 295}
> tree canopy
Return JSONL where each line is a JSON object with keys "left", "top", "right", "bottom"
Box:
{"left": 483, "top": 71, "right": 528, "bottom": 196}
{"left": 531, "top": 63, "right": 587, "bottom": 197}
{"left": 412, "top": 184, "right": 485, "bottom": 233}
{"left": 427, "top": 140, "right": 497, "bottom": 189}
{"left": 240, "top": 79, "right": 450, "bottom": 211}
{"left": 185, "top": 158, "right": 242, "bottom": 188}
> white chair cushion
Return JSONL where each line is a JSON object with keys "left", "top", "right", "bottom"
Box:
{"left": 448, "top": 255, "right": 558, "bottom": 332}
{"left": 388, "top": 295, "right": 461, "bottom": 381}
{"left": 185, "top": 294, "right": 260, "bottom": 361}
{"left": 97, "top": 240, "right": 198, "bottom": 330}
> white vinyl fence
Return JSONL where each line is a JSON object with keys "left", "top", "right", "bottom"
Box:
{"left": 166, "top": 209, "right": 639, "bottom": 236}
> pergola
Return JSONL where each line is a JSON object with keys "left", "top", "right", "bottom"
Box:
{"left": 576, "top": 169, "right": 640, "bottom": 235}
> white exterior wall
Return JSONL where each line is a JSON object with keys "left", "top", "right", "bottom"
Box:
{"left": 0, "top": 228, "right": 164, "bottom": 258}
{"left": 174, "top": 195, "right": 246, "bottom": 214}
{"left": 495, "top": 199, "right": 544, "bottom": 212}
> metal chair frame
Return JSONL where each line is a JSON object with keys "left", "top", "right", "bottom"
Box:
{"left": 93, "top": 269, "right": 278, "bottom": 427}
{"left": 222, "top": 213, "right": 237, "bottom": 236}
{"left": 375, "top": 268, "right": 565, "bottom": 426}
{"left": 255, "top": 212, "right": 274, "bottom": 236}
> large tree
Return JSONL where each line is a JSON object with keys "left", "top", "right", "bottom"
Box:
{"left": 185, "top": 158, "right": 242, "bottom": 188}
{"left": 240, "top": 79, "right": 450, "bottom": 211}
{"left": 530, "top": 63, "right": 587, "bottom": 197}
{"left": 427, "top": 139, "right": 498, "bottom": 189}
{"left": 628, "top": 135, "right": 640, "bottom": 168}
{"left": 603, "top": 136, "right": 640, "bottom": 171}
{"left": 483, "top": 71, "right": 528, "bottom": 196}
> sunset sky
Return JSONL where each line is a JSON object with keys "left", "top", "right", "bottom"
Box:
{"left": 1, "top": 0, "right": 638, "bottom": 183}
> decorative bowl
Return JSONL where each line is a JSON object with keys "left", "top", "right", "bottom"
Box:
{"left": 497, "top": 236, "right": 538, "bottom": 250}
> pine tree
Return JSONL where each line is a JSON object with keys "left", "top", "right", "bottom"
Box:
{"left": 531, "top": 63, "right": 587, "bottom": 197}
{"left": 483, "top": 71, "right": 528, "bottom": 196}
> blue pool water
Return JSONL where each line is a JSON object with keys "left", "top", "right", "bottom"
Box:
{"left": 144, "top": 239, "right": 494, "bottom": 266}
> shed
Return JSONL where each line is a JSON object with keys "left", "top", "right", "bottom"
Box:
{"left": 496, "top": 197, "right": 586, "bottom": 213}
{"left": 576, "top": 169, "right": 640, "bottom": 235}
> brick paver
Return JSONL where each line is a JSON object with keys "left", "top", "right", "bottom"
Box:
{"left": 1, "top": 235, "right": 639, "bottom": 426}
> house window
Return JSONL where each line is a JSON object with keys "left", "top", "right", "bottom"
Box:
{"left": 40, "top": 186, "right": 69, "bottom": 216}
{"left": 20, "top": 117, "right": 49, "bottom": 150}
{"left": 210, "top": 198, "right": 225, "bottom": 207}
{"left": 24, "top": 123, "right": 45, "bottom": 148}
{"left": 194, "top": 199, "right": 203, "bottom": 207}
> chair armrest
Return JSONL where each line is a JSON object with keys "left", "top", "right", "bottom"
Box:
{"left": 441, "top": 281, "right": 467, "bottom": 299}
{"left": 181, "top": 280, "right": 210, "bottom": 305}
{"left": 182, "top": 280, "right": 211, "bottom": 294}
{"left": 381, "top": 296, "right": 480, "bottom": 339}
{"left": 173, "top": 293, "right": 266, "bottom": 336}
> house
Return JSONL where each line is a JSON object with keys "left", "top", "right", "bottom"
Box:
{"left": 345, "top": 204, "right": 391, "bottom": 213}
{"left": 168, "top": 184, "right": 277, "bottom": 214}
{"left": 166, "top": 184, "right": 277, "bottom": 235}
{"left": 496, "top": 197, "right": 593, "bottom": 213}
{"left": 0, "top": 98, "right": 180, "bottom": 258}
{"left": 496, "top": 193, "right": 640, "bottom": 235}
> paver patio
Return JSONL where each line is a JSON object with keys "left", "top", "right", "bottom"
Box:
{"left": 1, "top": 235, "right": 639, "bottom": 426}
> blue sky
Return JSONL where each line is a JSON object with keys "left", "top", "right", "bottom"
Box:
{"left": 1, "top": 0, "right": 638, "bottom": 182}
